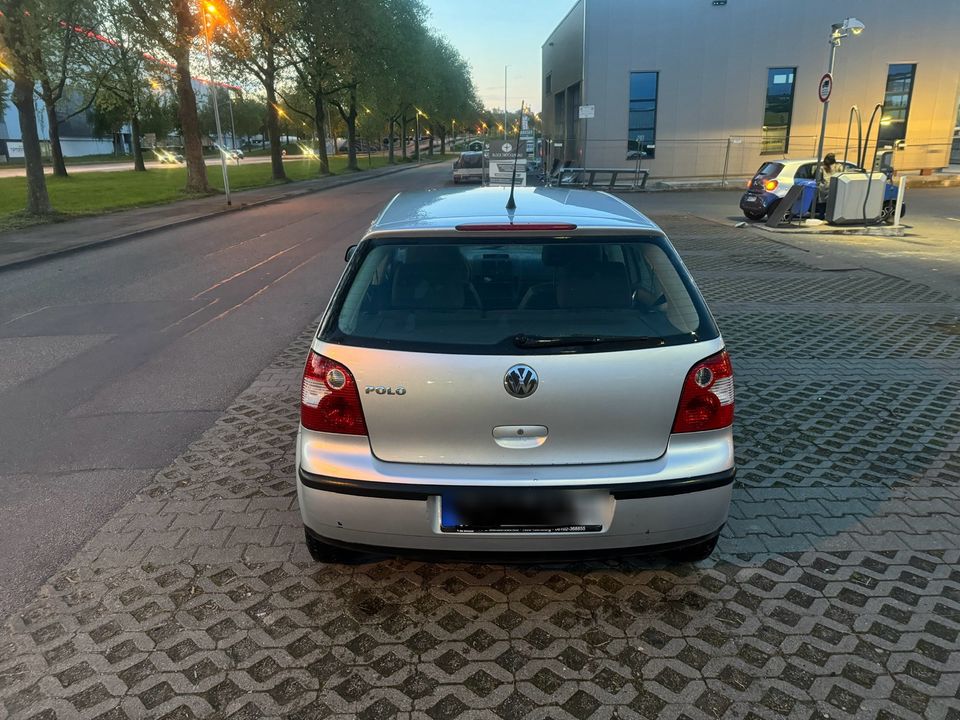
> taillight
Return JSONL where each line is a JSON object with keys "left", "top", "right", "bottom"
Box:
{"left": 672, "top": 350, "right": 734, "bottom": 433}
{"left": 764, "top": 179, "right": 779, "bottom": 192}
{"left": 300, "top": 352, "right": 367, "bottom": 435}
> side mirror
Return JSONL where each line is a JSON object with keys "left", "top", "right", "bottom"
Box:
{"left": 344, "top": 244, "right": 357, "bottom": 262}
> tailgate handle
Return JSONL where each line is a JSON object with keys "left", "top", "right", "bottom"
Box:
{"left": 493, "top": 425, "right": 548, "bottom": 449}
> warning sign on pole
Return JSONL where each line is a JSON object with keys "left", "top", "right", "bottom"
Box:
{"left": 818, "top": 73, "right": 833, "bottom": 103}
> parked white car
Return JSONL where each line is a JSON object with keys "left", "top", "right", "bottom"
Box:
{"left": 740, "top": 157, "right": 858, "bottom": 220}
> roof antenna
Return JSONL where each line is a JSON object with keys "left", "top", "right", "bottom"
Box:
{"left": 505, "top": 100, "right": 525, "bottom": 211}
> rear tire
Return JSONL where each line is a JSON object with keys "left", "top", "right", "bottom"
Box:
{"left": 667, "top": 535, "right": 719, "bottom": 563}
{"left": 305, "top": 528, "right": 367, "bottom": 564}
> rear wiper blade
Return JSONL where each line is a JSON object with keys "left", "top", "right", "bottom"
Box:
{"left": 513, "top": 334, "right": 665, "bottom": 349}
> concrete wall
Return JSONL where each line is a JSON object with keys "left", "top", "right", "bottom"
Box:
{"left": 543, "top": 0, "right": 960, "bottom": 179}
{"left": 541, "top": 1, "right": 584, "bottom": 167}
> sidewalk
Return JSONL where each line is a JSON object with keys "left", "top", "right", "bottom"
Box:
{"left": 0, "top": 162, "right": 424, "bottom": 271}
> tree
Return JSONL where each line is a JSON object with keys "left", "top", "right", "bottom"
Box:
{"left": 277, "top": 0, "right": 336, "bottom": 175}
{"left": 128, "top": 0, "right": 210, "bottom": 193}
{"left": 217, "top": 0, "right": 291, "bottom": 181}
{"left": 420, "top": 36, "right": 479, "bottom": 156}
{"left": 0, "top": 0, "right": 52, "bottom": 215}
{"left": 362, "top": 0, "right": 428, "bottom": 165}
{"left": 139, "top": 84, "right": 180, "bottom": 141}
{"left": 319, "top": 0, "right": 395, "bottom": 171}
{"left": 90, "top": 0, "right": 153, "bottom": 171}
{"left": 31, "top": 0, "right": 102, "bottom": 177}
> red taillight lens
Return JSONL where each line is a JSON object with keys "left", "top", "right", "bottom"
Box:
{"left": 300, "top": 352, "right": 367, "bottom": 435}
{"left": 672, "top": 350, "right": 735, "bottom": 433}
{"left": 455, "top": 223, "right": 578, "bottom": 231}
{"left": 764, "top": 179, "right": 779, "bottom": 192}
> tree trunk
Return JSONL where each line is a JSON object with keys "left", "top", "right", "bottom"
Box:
{"left": 313, "top": 93, "right": 330, "bottom": 175}
{"left": 13, "top": 78, "right": 52, "bottom": 216}
{"left": 345, "top": 87, "right": 358, "bottom": 171}
{"left": 439, "top": 130, "right": 446, "bottom": 156}
{"left": 387, "top": 118, "right": 395, "bottom": 164}
{"left": 131, "top": 115, "right": 146, "bottom": 171}
{"left": 42, "top": 93, "right": 68, "bottom": 177}
{"left": 172, "top": 47, "right": 210, "bottom": 194}
{"left": 263, "top": 81, "right": 287, "bottom": 180}
{"left": 428, "top": 133, "right": 434, "bottom": 156}
{"left": 401, "top": 114, "right": 408, "bottom": 160}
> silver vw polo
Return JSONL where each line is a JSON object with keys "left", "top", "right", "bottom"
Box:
{"left": 297, "top": 187, "right": 735, "bottom": 563}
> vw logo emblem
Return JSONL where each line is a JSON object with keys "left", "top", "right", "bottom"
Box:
{"left": 504, "top": 364, "right": 538, "bottom": 398}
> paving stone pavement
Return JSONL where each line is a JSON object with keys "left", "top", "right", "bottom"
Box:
{"left": 1, "top": 216, "right": 958, "bottom": 719}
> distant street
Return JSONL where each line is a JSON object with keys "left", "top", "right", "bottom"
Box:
{"left": 0, "top": 162, "right": 449, "bottom": 618}
{"left": 0, "top": 141, "right": 444, "bottom": 178}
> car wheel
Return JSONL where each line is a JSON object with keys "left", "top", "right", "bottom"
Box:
{"left": 880, "top": 201, "right": 905, "bottom": 223}
{"left": 304, "top": 528, "right": 367, "bottom": 564}
{"left": 667, "top": 534, "right": 719, "bottom": 563}
{"left": 742, "top": 209, "right": 766, "bottom": 221}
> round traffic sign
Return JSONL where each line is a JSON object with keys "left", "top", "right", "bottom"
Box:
{"left": 818, "top": 73, "right": 833, "bottom": 103}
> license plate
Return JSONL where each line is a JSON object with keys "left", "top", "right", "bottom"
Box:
{"left": 440, "top": 488, "right": 604, "bottom": 533}
{"left": 743, "top": 195, "right": 759, "bottom": 204}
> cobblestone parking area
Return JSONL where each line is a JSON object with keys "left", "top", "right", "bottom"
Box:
{"left": 1, "top": 217, "right": 958, "bottom": 719}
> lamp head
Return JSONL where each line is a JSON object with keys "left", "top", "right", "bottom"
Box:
{"left": 845, "top": 17, "right": 865, "bottom": 35}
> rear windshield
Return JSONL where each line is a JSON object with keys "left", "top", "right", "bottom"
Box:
{"left": 756, "top": 162, "right": 783, "bottom": 177}
{"left": 459, "top": 154, "right": 483, "bottom": 168}
{"left": 320, "top": 237, "right": 718, "bottom": 354}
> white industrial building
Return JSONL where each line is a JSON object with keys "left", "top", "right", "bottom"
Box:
{"left": 541, "top": 0, "right": 960, "bottom": 180}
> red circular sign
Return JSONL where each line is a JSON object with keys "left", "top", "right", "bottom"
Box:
{"left": 818, "top": 73, "right": 833, "bottom": 103}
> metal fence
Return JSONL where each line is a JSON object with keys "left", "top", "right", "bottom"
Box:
{"left": 544, "top": 134, "right": 956, "bottom": 183}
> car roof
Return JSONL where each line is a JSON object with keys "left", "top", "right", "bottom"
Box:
{"left": 369, "top": 187, "right": 662, "bottom": 233}
{"left": 458, "top": 151, "right": 483, "bottom": 156}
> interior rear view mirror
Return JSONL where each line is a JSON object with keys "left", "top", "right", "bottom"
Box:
{"left": 344, "top": 244, "right": 357, "bottom": 262}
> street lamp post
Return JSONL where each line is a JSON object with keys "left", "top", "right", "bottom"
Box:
{"left": 200, "top": 4, "right": 231, "bottom": 205}
{"left": 815, "top": 18, "right": 865, "bottom": 192}
{"left": 503, "top": 65, "right": 508, "bottom": 139}
{"left": 226, "top": 89, "right": 237, "bottom": 151}
{"left": 414, "top": 107, "right": 428, "bottom": 164}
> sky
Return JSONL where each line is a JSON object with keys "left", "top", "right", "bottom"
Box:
{"left": 422, "top": 0, "right": 577, "bottom": 114}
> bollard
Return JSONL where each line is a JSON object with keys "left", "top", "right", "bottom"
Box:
{"left": 893, "top": 175, "right": 905, "bottom": 227}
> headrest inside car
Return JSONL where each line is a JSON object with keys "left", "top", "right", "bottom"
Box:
{"left": 542, "top": 244, "right": 603, "bottom": 266}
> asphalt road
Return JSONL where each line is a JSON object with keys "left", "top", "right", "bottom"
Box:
{"left": 0, "top": 161, "right": 450, "bottom": 618}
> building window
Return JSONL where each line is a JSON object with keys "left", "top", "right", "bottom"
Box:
{"left": 627, "top": 72, "right": 657, "bottom": 158}
{"left": 761, "top": 67, "right": 796, "bottom": 154}
{"left": 544, "top": 73, "right": 551, "bottom": 94}
{"left": 878, "top": 63, "right": 916, "bottom": 147}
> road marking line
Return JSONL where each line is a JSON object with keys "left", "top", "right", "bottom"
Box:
{"left": 1, "top": 305, "right": 51, "bottom": 327}
{"left": 946, "top": 217, "right": 960, "bottom": 223}
{"left": 185, "top": 251, "right": 322, "bottom": 337}
{"left": 192, "top": 240, "right": 309, "bottom": 299}
{"left": 160, "top": 297, "right": 220, "bottom": 332}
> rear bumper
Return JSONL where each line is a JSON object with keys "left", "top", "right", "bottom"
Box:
{"left": 297, "top": 466, "right": 734, "bottom": 554}
{"left": 739, "top": 191, "right": 777, "bottom": 211}
{"left": 453, "top": 169, "right": 483, "bottom": 182}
